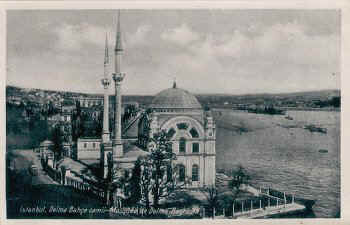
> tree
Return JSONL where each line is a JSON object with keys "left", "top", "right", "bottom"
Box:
{"left": 122, "top": 104, "right": 139, "bottom": 123}
{"left": 127, "top": 158, "right": 142, "bottom": 206}
{"left": 229, "top": 165, "right": 250, "bottom": 200}
{"left": 95, "top": 112, "right": 103, "bottom": 136}
{"left": 330, "top": 96, "right": 340, "bottom": 108}
{"left": 51, "top": 125, "right": 63, "bottom": 162}
{"left": 201, "top": 185, "right": 220, "bottom": 219}
{"left": 76, "top": 100, "right": 81, "bottom": 115}
{"left": 29, "top": 113, "right": 49, "bottom": 147}
{"left": 138, "top": 130, "right": 177, "bottom": 210}
{"left": 139, "top": 155, "right": 153, "bottom": 213}
{"left": 105, "top": 152, "right": 128, "bottom": 207}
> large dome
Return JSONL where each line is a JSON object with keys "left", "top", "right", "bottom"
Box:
{"left": 151, "top": 85, "right": 202, "bottom": 109}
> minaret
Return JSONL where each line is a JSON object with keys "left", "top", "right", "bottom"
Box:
{"left": 100, "top": 33, "right": 113, "bottom": 179}
{"left": 101, "top": 33, "right": 110, "bottom": 143}
{"left": 112, "top": 11, "right": 125, "bottom": 160}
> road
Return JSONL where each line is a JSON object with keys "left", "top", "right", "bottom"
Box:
{"left": 10, "top": 149, "right": 56, "bottom": 185}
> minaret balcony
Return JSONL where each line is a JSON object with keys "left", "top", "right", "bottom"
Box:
{"left": 101, "top": 78, "right": 110, "bottom": 88}
{"left": 113, "top": 72, "right": 126, "bottom": 83}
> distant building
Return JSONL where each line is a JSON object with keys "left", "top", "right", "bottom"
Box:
{"left": 79, "top": 97, "right": 103, "bottom": 108}
{"left": 75, "top": 138, "right": 101, "bottom": 160}
{"left": 7, "top": 96, "right": 22, "bottom": 105}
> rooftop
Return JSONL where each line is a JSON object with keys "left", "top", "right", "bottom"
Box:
{"left": 57, "top": 157, "right": 88, "bottom": 173}
{"left": 114, "top": 143, "right": 149, "bottom": 163}
{"left": 40, "top": 140, "right": 53, "bottom": 146}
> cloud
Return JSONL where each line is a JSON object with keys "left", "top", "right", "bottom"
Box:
{"left": 161, "top": 23, "right": 200, "bottom": 46}
{"left": 7, "top": 12, "right": 340, "bottom": 95}
{"left": 152, "top": 21, "right": 340, "bottom": 94}
{"left": 53, "top": 23, "right": 109, "bottom": 52}
{"left": 127, "top": 25, "right": 152, "bottom": 47}
{"left": 185, "top": 21, "right": 339, "bottom": 68}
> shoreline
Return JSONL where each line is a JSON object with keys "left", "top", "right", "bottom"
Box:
{"left": 223, "top": 107, "right": 340, "bottom": 112}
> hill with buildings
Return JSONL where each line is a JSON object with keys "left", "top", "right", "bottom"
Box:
{"left": 6, "top": 85, "right": 340, "bottom": 111}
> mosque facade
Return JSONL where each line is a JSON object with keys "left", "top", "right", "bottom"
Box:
{"left": 137, "top": 84, "right": 216, "bottom": 187}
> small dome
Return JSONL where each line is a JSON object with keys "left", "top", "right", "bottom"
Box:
{"left": 151, "top": 85, "right": 202, "bottom": 109}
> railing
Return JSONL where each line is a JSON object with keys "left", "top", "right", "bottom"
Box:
{"left": 231, "top": 197, "right": 294, "bottom": 217}
{"left": 42, "top": 161, "right": 106, "bottom": 201}
{"left": 230, "top": 187, "right": 296, "bottom": 218}
{"left": 259, "top": 187, "right": 295, "bottom": 204}
{"left": 122, "top": 111, "right": 143, "bottom": 134}
{"left": 45, "top": 165, "right": 62, "bottom": 183}
{"left": 203, "top": 186, "right": 297, "bottom": 219}
{"left": 65, "top": 176, "right": 105, "bottom": 200}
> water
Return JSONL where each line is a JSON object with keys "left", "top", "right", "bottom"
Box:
{"left": 215, "top": 110, "right": 340, "bottom": 218}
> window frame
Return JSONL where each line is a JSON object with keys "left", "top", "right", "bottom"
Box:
{"left": 179, "top": 138, "right": 186, "bottom": 153}
{"left": 192, "top": 164, "right": 199, "bottom": 182}
{"left": 192, "top": 142, "right": 199, "bottom": 153}
{"left": 178, "top": 164, "right": 186, "bottom": 182}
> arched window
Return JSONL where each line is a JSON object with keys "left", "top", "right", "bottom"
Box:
{"left": 178, "top": 164, "right": 186, "bottom": 182}
{"left": 167, "top": 128, "right": 176, "bottom": 139}
{"left": 177, "top": 123, "right": 188, "bottom": 130}
{"left": 192, "top": 164, "right": 199, "bottom": 181}
{"left": 179, "top": 138, "right": 186, "bottom": 153}
{"left": 189, "top": 128, "right": 199, "bottom": 138}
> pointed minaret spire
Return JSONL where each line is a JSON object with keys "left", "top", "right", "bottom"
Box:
{"left": 115, "top": 10, "right": 123, "bottom": 52}
{"left": 101, "top": 31, "right": 111, "bottom": 144}
{"left": 101, "top": 31, "right": 112, "bottom": 179}
{"left": 104, "top": 33, "right": 109, "bottom": 66}
{"left": 112, "top": 10, "right": 126, "bottom": 160}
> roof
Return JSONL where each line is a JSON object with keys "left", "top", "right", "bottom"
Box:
{"left": 61, "top": 99, "right": 75, "bottom": 106}
{"left": 57, "top": 157, "right": 88, "bottom": 173}
{"left": 117, "top": 162, "right": 137, "bottom": 170}
{"left": 78, "top": 138, "right": 101, "bottom": 142}
{"left": 40, "top": 140, "right": 53, "bottom": 146}
{"left": 114, "top": 143, "right": 149, "bottom": 163}
{"left": 150, "top": 85, "right": 202, "bottom": 109}
{"left": 79, "top": 159, "right": 100, "bottom": 166}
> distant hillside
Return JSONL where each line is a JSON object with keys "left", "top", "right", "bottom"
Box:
{"left": 196, "top": 90, "right": 340, "bottom": 109}
{"left": 196, "top": 90, "right": 340, "bottom": 103}
{"left": 6, "top": 85, "right": 100, "bottom": 99}
{"left": 6, "top": 85, "right": 340, "bottom": 109}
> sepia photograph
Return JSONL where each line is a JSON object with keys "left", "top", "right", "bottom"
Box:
{"left": 5, "top": 8, "right": 341, "bottom": 220}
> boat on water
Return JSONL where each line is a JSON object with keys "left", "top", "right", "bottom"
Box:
{"left": 319, "top": 149, "right": 328, "bottom": 153}
{"left": 247, "top": 106, "right": 286, "bottom": 115}
{"left": 285, "top": 115, "right": 293, "bottom": 120}
{"left": 304, "top": 125, "right": 327, "bottom": 134}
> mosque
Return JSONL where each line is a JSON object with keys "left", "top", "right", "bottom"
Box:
{"left": 99, "top": 12, "right": 217, "bottom": 188}
{"left": 42, "top": 12, "right": 216, "bottom": 197}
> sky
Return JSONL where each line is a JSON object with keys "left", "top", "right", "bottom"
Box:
{"left": 7, "top": 9, "right": 340, "bottom": 95}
